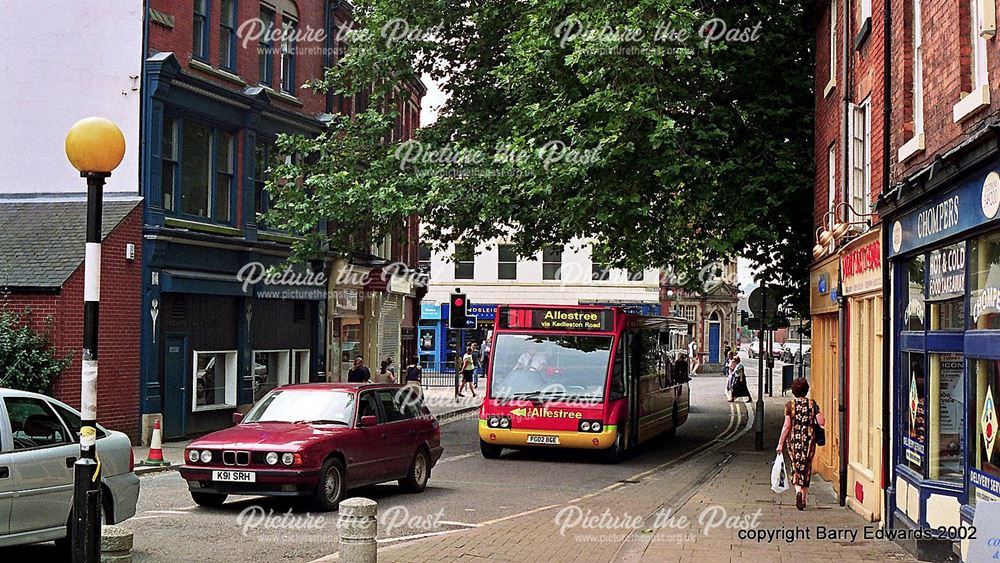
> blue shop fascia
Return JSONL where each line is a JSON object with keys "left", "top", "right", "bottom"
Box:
{"left": 418, "top": 303, "right": 497, "bottom": 370}
{"left": 876, "top": 129, "right": 1000, "bottom": 560}
{"left": 140, "top": 53, "right": 330, "bottom": 439}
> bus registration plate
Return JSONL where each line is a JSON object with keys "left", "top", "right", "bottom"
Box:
{"left": 527, "top": 435, "right": 560, "bottom": 445}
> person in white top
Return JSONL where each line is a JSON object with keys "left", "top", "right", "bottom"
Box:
{"left": 688, "top": 338, "right": 699, "bottom": 375}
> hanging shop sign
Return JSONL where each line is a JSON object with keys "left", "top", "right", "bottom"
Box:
{"left": 420, "top": 302, "right": 442, "bottom": 320}
{"left": 890, "top": 165, "right": 1000, "bottom": 257}
{"left": 841, "top": 228, "right": 882, "bottom": 296}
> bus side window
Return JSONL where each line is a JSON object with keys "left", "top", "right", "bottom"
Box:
{"left": 609, "top": 342, "right": 625, "bottom": 399}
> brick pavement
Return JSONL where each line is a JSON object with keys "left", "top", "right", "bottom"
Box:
{"left": 369, "top": 392, "right": 915, "bottom": 563}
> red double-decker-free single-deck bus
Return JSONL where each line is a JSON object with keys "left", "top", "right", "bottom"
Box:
{"left": 479, "top": 304, "right": 691, "bottom": 463}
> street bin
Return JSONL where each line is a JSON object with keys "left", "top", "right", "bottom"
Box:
{"left": 781, "top": 364, "right": 794, "bottom": 395}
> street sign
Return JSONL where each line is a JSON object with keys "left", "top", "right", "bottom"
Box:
{"left": 748, "top": 287, "right": 778, "bottom": 317}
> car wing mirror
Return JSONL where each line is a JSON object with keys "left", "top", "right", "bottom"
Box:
{"left": 360, "top": 415, "right": 378, "bottom": 427}
{"left": 232, "top": 412, "right": 244, "bottom": 424}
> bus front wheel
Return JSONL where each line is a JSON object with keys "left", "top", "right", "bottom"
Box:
{"left": 480, "top": 440, "right": 503, "bottom": 459}
{"left": 602, "top": 432, "right": 626, "bottom": 464}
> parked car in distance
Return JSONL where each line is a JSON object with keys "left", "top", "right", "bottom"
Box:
{"left": 0, "top": 388, "right": 139, "bottom": 549}
{"left": 748, "top": 340, "right": 783, "bottom": 360}
{"left": 782, "top": 342, "right": 812, "bottom": 365}
{"left": 179, "top": 383, "right": 443, "bottom": 510}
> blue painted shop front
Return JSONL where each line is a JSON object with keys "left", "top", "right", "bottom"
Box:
{"left": 883, "top": 153, "right": 1000, "bottom": 555}
{"left": 418, "top": 303, "right": 497, "bottom": 370}
{"left": 140, "top": 53, "right": 327, "bottom": 438}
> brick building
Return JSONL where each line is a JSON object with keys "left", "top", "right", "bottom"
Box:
{"left": 0, "top": 196, "right": 144, "bottom": 441}
{"left": 874, "top": 0, "right": 1000, "bottom": 559}
{"left": 809, "top": 0, "right": 890, "bottom": 527}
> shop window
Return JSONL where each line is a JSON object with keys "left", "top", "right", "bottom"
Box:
{"left": 292, "top": 350, "right": 311, "bottom": 383}
{"left": 161, "top": 116, "right": 178, "bottom": 211}
{"left": 194, "top": 351, "right": 238, "bottom": 410}
{"left": 928, "top": 353, "right": 964, "bottom": 482}
{"left": 498, "top": 244, "right": 517, "bottom": 280}
{"left": 903, "top": 353, "right": 926, "bottom": 474}
{"left": 454, "top": 244, "right": 475, "bottom": 280}
{"left": 971, "top": 230, "right": 1000, "bottom": 330}
{"left": 905, "top": 255, "right": 926, "bottom": 331}
{"left": 971, "top": 359, "right": 1000, "bottom": 505}
{"left": 928, "top": 243, "right": 966, "bottom": 331}
{"left": 253, "top": 351, "right": 290, "bottom": 402}
{"left": 542, "top": 246, "right": 563, "bottom": 280}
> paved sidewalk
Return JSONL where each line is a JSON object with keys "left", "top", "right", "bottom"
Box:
{"left": 362, "top": 391, "right": 913, "bottom": 563}
{"left": 132, "top": 385, "right": 482, "bottom": 474}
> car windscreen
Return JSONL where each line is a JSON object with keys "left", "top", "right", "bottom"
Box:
{"left": 489, "top": 333, "right": 612, "bottom": 401}
{"left": 243, "top": 390, "right": 355, "bottom": 425}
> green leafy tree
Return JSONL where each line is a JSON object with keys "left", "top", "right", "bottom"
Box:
{"left": 0, "top": 302, "right": 71, "bottom": 394}
{"left": 264, "top": 0, "right": 813, "bottom": 313}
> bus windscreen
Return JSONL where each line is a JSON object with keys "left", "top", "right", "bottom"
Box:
{"left": 489, "top": 334, "right": 613, "bottom": 401}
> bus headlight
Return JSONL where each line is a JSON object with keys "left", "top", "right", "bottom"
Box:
{"left": 489, "top": 417, "right": 500, "bottom": 428}
{"left": 499, "top": 418, "right": 510, "bottom": 428}
{"left": 581, "top": 421, "right": 591, "bottom": 432}
{"left": 591, "top": 422, "right": 602, "bottom": 433}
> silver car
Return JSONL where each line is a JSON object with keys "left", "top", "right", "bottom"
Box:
{"left": 0, "top": 388, "right": 139, "bottom": 548}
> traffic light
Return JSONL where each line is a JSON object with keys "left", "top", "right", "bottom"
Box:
{"left": 740, "top": 310, "right": 750, "bottom": 327}
{"left": 449, "top": 292, "right": 469, "bottom": 329}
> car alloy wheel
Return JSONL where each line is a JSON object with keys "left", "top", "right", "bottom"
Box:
{"left": 400, "top": 449, "right": 430, "bottom": 493}
{"left": 313, "top": 458, "right": 345, "bottom": 511}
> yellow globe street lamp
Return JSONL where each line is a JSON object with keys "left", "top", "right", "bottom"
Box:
{"left": 65, "top": 116, "right": 125, "bottom": 563}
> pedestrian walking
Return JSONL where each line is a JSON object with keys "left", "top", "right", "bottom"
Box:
{"left": 379, "top": 357, "right": 397, "bottom": 384}
{"left": 458, "top": 345, "right": 477, "bottom": 397}
{"left": 727, "top": 355, "right": 751, "bottom": 402}
{"left": 723, "top": 351, "right": 736, "bottom": 398}
{"left": 687, "top": 338, "right": 699, "bottom": 376}
{"left": 405, "top": 357, "right": 423, "bottom": 386}
{"left": 776, "top": 377, "right": 826, "bottom": 510}
{"left": 347, "top": 357, "right": 371, "bottom": 383}
{"left": 472, "top": 342, "right": 483, "bottom": 389}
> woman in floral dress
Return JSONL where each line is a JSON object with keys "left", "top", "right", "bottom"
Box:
{"left": 776, "top": 377, "right": 826, "bottom": 510}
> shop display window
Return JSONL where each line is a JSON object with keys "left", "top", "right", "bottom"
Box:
{"left": 970, "top": 359, "right": 1000, "bottom": 506}
{"left": 971, "top": 230, "right": 1000, "bottom": 330}
{"left": 903, "top": 353, "right": 927, "bottom": 475}
{"left": 928, "top": 243, "right": 966, "bottom": 331}
{"left": 928, "top": 353, "right": 964, "bottom": 482}
{"left": 905, "top": 255, "right": 926, "bottom": 331}
{"left": 193, "top": 351, "right": 238, "bottom": 410}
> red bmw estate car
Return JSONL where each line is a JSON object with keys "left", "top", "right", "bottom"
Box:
{"left": 179, "top": 383, "right": 442, "bottom": 510}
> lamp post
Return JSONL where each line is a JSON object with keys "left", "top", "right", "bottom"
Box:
{"left": 65, "top": 117, "right": 126, "bottom": 563}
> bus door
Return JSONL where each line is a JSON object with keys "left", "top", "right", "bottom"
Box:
{"left": 624, "top": 331, "right": 641, "bottom": 448}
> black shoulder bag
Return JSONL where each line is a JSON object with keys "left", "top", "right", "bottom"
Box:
{"left": 812, "top": 400, "right": 826, "bottom": 446}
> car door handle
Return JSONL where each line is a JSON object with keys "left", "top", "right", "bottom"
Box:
{"left": 65, "top": 456, "right": 77, "bottom": 468}
{"left": 0, "top": 467, "right": 8, "bottom": 478}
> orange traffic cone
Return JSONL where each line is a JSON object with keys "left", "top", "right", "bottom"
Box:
{"left": 141, "top": 418, "right": 170, "bottom": 466}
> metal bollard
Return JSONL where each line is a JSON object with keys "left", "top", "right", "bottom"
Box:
{"left": 338, "top": 497, "right": 377, "bottom": 563}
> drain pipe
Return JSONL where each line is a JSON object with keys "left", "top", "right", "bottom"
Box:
{"left": 880, "top": 0, "right": 893, "bottom": 527}
{"left": 837, "top": 0, "right": 853, "bottom": 509}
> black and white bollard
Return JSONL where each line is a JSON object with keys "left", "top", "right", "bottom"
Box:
{"left": 338, "top": 498, "right": 377, "bottom": 563}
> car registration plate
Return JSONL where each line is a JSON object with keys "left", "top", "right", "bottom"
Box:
{"left": 526, "top": 435, "right": 560, "bottom": 445}
{"left": 212, "top": 470, "right": 256, "bottom": 482}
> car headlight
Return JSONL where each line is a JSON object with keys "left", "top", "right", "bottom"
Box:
{"left": 188, "top": 449, "right": 200, "bottom": 463}
{"left": 581, "top": 421, "right": 591, "bottom": 432}
{"left": 200, "top": 450, "right": 212, "bottom": 463}
{"left": 281, "top": 453, "right": 294, "bottom": 466}
{"left": 266, "top": 452, "right": 279, "bottom": 465}
{"left": 489, "top": 417, "right": 499, "bottom": 428}
{"left": 499, "top": 417, "right": 510, "bottom": 428}
{"left": 591, "top": 422, "right": 602, "bottom": 432}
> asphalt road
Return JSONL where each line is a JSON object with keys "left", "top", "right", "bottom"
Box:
{"left": 2, "top": 353, "right": 785, "bottom": 562}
